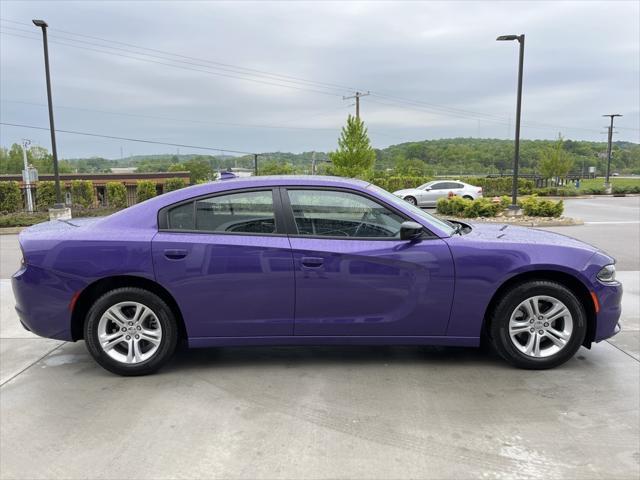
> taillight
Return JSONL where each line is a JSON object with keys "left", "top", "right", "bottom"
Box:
{"left": 478, "top": 188, "right": 483, "bottom": 193}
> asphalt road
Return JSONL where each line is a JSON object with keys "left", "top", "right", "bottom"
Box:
{"left": 0, "top": 196, "right": 638, "bottom": 479}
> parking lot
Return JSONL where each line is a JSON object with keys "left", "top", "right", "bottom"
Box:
{"left": 0, "top": 196, "right": 638, "bottom": 479}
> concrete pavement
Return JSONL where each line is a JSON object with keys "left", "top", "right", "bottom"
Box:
{"left": 0, "top": 196, "right": 638, "bottom": 479}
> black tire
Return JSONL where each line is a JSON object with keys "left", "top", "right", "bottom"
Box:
{"left": 84, "top": 287, "right": 178, "bottom": 376}
{"left": 488, "top": 280, "right": 586, "bottom": 369}
{"left": 405, "top": 196, "right": 417, "bottom": 206}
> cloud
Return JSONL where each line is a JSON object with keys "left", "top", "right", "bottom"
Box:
{"left": 0, "top": 0, "right": 638, "bottom": 158}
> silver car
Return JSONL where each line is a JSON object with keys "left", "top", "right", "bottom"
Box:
{"left": 393, "top": 180, "right": 483, "bottom": 207}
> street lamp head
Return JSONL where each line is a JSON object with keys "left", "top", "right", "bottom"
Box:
{"left": 32, "top": 19, "right": 48, "bottom": 28}
{"left": 496, "top": 35, "right": 519, "bottom": 41}
{"left": 602, "top": 114, "right": 623, "bottom": 118}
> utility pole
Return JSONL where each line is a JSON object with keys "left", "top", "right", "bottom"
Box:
{"left": 311, "top": 151, "right": 316, "bottom": 175}
{"left": 21, "top": 139, "right": 34, "bottom": 213}
{"left": 603, "top": 114, "right": 622, "bottom": 193}
{"left": 343, "top": 91, "right": 370, "bottom": 119}
{"left": 254, "top": 154, "right": 258, "bottom": 176}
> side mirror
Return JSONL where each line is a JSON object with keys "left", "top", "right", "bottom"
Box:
{"left": 424, "top": 187, "right": 432, "bottom": 191}
{"left": 400, "top": 221, "right": 423, "bottom": 241}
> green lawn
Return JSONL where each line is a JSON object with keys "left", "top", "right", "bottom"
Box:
{"left": 579, "top": 177, "right": 640, "bottom": 189}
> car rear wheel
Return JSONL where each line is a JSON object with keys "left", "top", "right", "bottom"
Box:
{"left": 84, "top": 287, "right": 178, "bottom": 376}
{"left": 463, "top": 195, "right": 473, "bottom": 200}
{"left": 404, "top": 196, "right": 417, "bottom": 206}
{"left": 488, "top": 280, "right": 586, "bottom": 369}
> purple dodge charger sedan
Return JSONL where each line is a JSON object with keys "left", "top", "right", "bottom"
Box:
{"left": 12, "top": 176, "right": 622, "bottom": 375}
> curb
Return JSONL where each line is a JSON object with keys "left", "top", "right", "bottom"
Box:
{"left": 0, "top": 227, "right": 25, "bottom": 235}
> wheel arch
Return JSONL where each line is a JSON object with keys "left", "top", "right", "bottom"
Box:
{"left": 482, "top": 269, "right": 597, "bottom": 348}
{"left": 71, "top": 275, "right": 187, "bottom": 342}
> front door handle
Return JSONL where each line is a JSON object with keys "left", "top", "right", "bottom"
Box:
{"left": 301, "top": 257, "right": 324, "bottom": 268}
{"left": 164, "top": 249, "right": 188, "bottom": 260}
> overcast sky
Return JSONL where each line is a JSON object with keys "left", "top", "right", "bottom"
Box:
{"left": 1, "top": 0, "right": 639, "bottom": 159}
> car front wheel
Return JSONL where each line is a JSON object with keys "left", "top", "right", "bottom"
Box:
{"left": 404, "top": 196, "right": 417, "bottom": 206}
{"left": 489, "top": 280, "right": 587, "bottom": 369}
{"left": 84, "top": 287, "right": 178, "bottom": 376}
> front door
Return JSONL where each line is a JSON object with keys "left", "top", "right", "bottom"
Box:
{"left": 152, "top": 189, "right": 295, "bottom": 338}
{"left": 282, "top": 188, "right": 455, "bottom": 336}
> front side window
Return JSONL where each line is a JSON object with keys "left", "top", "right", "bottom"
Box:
{"left": 287, "top": 189, "right": 404, "bottom": 238}
{"left": 167, "top": 190, "right": 277, "bottom": 234}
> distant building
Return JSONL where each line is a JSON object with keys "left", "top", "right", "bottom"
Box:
{"left": 0, "top": 171, "right": 191, "bottom": 207}
{"left": 110, "top": 167, "right": 138, "bottom": 174}
{"left": 215, "top": 168, "right": 254, "bottom": 180}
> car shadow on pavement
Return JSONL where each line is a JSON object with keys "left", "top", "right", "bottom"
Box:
{"left": 163, "top": 344, "right": 507, "bottom": 374}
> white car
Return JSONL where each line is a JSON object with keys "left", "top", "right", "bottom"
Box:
{"left": 393, "top": 180, "right": 483, "bottom": 207}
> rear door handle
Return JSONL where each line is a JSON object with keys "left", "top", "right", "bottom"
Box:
{"left": 301, "top": 257, "right": 324, "bottom": 268}
{"left": 164, "top": 249, "right": 188, "bottom": 260}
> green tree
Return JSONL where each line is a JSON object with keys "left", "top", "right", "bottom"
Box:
{"left": 329, "top": 115, "right": 376, "bottom": 178}
{"left": 258, "top": 161, "right": 294, "bottom": 175}
{"left": 136, "top": 180, "right": 157, "bottom": 202}
{"left": 0, "top": 181, "right": 23, "bottom": 212}
{"left": 106, "top": 182, "right": 127, "bottom": 209}
{"left": 164, "top": 177, "right": 188, "bottom": 192}
{"left": 71, "top": 180, "right": 95, "bottom": 208}
{"left": 169, "top": 159, "right": 212, "bottom": 184}
{"left": 539, "top": 134, "right": 574, "bottom": 181}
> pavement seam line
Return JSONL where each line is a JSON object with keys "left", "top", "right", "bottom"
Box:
{"left": 605, "top": 340, "right": 640, "bottom": 363}
{"left": 0, "top": 342, "right": 64, "bottom": 387}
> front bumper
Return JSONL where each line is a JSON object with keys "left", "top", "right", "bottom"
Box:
{"left": 593, "top": 280, "right": 623, "bottom": 342}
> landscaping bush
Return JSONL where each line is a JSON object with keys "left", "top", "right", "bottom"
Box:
{"left": 106, "top": 182, "right": 127, "bottom": 208}
{"left": 436, "top": 196, "right": 503, "bottom": 218}
{"left": 71, "top": 180, "right": 95, "bottom": 208}
{"left": 580, "top": 186, "right": 605, "bottom": 195}
{"left": 35, "top": 181, "right": 57, "bottom": 211}
{"left": 371, "top": 176, "right": 433, "bottom": 192}
{"left": 465, "top": 177, "right": 535, "bottom": 196}
{"left": 536, "top": 186, "right": 579, "bottom": 197}
{"left": 0, "top": 181, "right": 23, "bottom": 213}
{"left": 612, "top": 185, "right": 640, "bottom": 195}
{"left": 164, "top": 177, "right": 188, "bottom": 192}
{"left": 136, "top": 180, "right": 157, "bottom": 203}
{"left": 520, "top": 196, "right": 563, "bottom": 217}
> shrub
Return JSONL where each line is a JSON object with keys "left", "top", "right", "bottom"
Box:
{"left": 0, "top": 181, "right": 23, "bottom": 213}
{"left": 520, "top": 196, "right": 563, "bottom": 217}
{"left": 164, "top": 177, "right": 188, "bottom": 192}
{"left": 580, "top": 186, "right": 605, "bottom": 195}
{"left": 71, "top": 180, "right": 95, "bottom": 208}
{"left": 371, "top": 176, "right": 433, "bottom": 192}
{"left": 106, "top": 182, "right": 127, "bottom": 209}
{"left": 465, "top": 177, "right": 535, "bottom": 196}
{"left": 436, "top": 196, "right": 502, "bottom": 218}
{"left": 536, "top": 186, "right": 579, "bottom": 197}
{"left": 35, "top": 181, "right": 57, "bottom": 211}
{"left": 612, "top": 185, "right": 640, "bottom": 195}
{"left": 136, "top": 180, "right": 157, "bottom": 203}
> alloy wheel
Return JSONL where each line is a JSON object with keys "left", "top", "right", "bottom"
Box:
{"left": 508, "top": 295, "right": 573, "bottom": 358}
{"left": 97, "top": 301, "right": 163, "bottom": 364}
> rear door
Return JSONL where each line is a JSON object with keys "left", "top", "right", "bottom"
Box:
{"left": 152, "top": 188, "right": 295, "bottom": 338}
{"left": 280, "top": 187, "right": 455, "bottom": 337}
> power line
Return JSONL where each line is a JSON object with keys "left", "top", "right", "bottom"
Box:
{"left": 0, "top": 29, "right": 344, "bottom": 98}
{"left": 1, "top": 99, "right": 351, "bottom": 132}
{"left": 0, "top": 122, "right": 256, "bottom": 155}
{"left": 0, "top": 18, "right": 359, "bottom": 94}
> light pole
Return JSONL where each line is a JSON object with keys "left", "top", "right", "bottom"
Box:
{"left": 32, "top": 19, "right": 63, "bottom": 207}
{"left": 497, "top": 34, "right": 525, "bottom": 211}
{"left": 603, "top": 113, "right": 622, "bottom": 193}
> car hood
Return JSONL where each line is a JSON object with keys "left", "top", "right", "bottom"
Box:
{"left": 393, "top": 188, "right": 423, "bottom": 196}
{"left": 462, "top": 222, "right": 598, "bottom": 252}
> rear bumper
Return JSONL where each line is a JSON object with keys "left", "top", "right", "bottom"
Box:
{"left": 11, "top": 264, "right": 84, "bottom": 341}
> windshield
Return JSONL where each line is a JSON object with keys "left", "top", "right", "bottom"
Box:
{"left": 366, "top": 184, "right": 456, "bottom": 236}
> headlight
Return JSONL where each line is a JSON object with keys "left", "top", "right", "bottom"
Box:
{"left": 597, "top": 264, "right": 616, "bottom": 283}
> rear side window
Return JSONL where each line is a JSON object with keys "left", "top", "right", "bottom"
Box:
{"left": 287, "top": 189, "right": 404, "bottom": 238}
{"left": 166, "top": 190, "right": 277, "bottom": 234}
